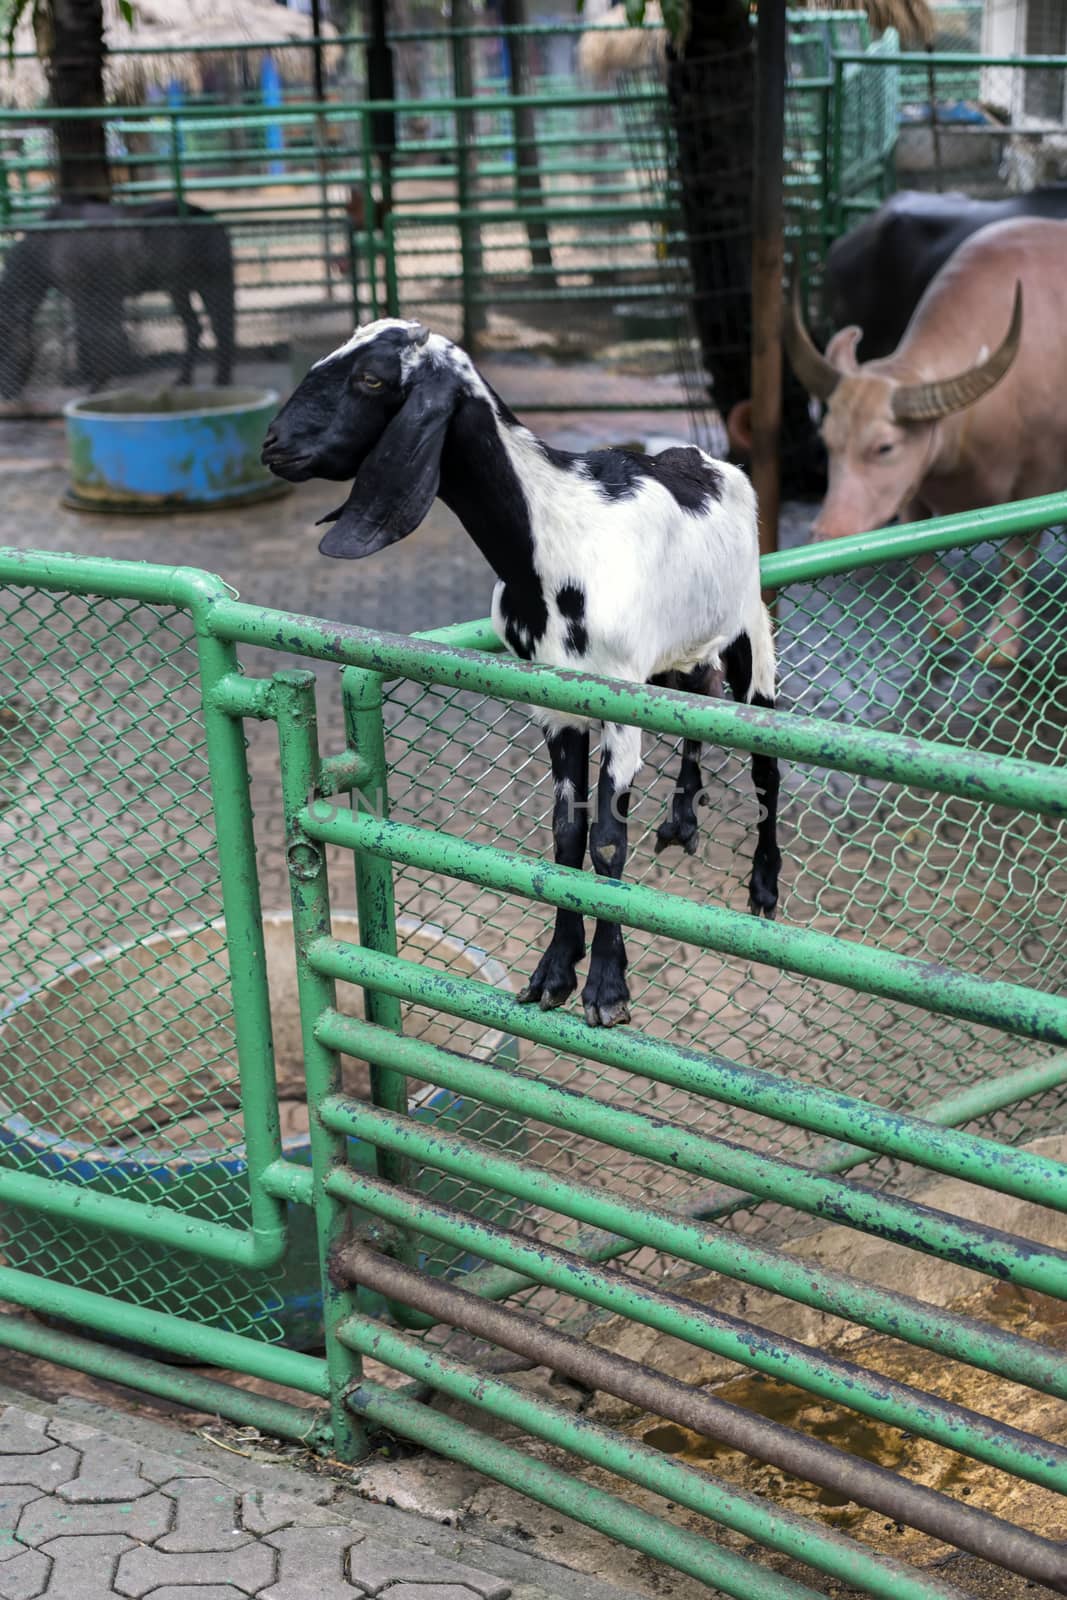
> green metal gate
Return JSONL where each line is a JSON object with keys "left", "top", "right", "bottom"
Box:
{"left": 1, "top": 495, "right": 1067, "bottom": 1598}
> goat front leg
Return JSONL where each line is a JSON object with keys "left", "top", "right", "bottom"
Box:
{"left": 976, "top": 531, "right": 1038, "bottom": 668}
{"left": 654, "top": 660, "right": 724, "bottom": 856}
{"left": 723, "top": 627, "right": 781, "bottom": 919}
{"left": 583, "top": 722, "right": 639, "bottom": 1028}
{"left": 519, "top": 724, "right": 590, "bottom": 1010}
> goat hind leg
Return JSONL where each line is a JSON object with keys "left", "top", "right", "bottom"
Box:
{"left": 519, "top": 725, "right": 590, "bottom": 1010}
{"left": 583, "top": 722, "right": 639, "bottom": 1028}
{"left": 654, "top": 661, "right": 724, "bottom": 856}
{"left": 723, "top": 627, "right": 781, "bottom": 919}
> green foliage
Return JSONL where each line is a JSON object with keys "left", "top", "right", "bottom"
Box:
{"left": 1, "top": 0, "right": 134, "bottom": 57}
{"left": 0, "top": 0, "right": 32, "bottom": 57}
{"left": 576, "top": 0, "right": 688, "bottom": 42}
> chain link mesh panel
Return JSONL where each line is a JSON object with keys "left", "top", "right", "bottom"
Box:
{"left": 0, "top": 584, "right": 293, "bottom": 1341}
{"left": 346, "top": 530, "right": 1067, "bottom": 1329}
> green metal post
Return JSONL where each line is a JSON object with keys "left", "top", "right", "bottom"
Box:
{"left": 358, "top": 110, "right": 381, "bottom": 320}
{"left": 273, "top": 670, "right": 368, "bottom": 1462}
{"left": 450, "top": 0, "right": 485, "bottom": 344}
{"left": 169, "top": 111, "right": 186, "bottom": 213}
{"left": 193, "top": 627, "right": 286, "bottom": 1265}
{"left": 383, "top": 212, "right": 400, "bottom": 319}
{"left": 340, "top": 669, "right": 407, "bottom": 1185}
{"left": 829, "top": 55, "right": 844, "bottom": 238}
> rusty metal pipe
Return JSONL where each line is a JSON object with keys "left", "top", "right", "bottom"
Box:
{"left": 334, "top": 1242, "right": 1067, "bottom": 1593}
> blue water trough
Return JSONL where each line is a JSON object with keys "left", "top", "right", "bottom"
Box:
{"left": 63, "top": 385, "right": 289, "bottom": 513}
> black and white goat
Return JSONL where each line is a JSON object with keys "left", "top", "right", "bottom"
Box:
{"left": 262, "top": 318, "right": 780, "bottom": 1028}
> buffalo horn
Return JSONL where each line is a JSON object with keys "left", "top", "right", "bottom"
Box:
{"left": 784, "top": 281, "right": 841, "bottom": 402}
{"left": 891, "top": 284, "right": 1023, "bottom": 423}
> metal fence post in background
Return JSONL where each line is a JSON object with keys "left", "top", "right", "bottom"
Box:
{"left": 450, "top": 0, "right": 486, "bottom": 344}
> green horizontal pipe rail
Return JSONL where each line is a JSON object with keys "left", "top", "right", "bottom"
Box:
{"left": 316, "top": 1015, "right": 1067, "bottom": 1296}
{"left": 307, "top": 944, "right": 1067, "bottom": 1209}
{"left": 205, "top": 606, "right": 1067, "bottom": 819}
{"left": 0, "top": 1265, "right": 330, "bottom": 1396}
{"left": 0, "top": 1315, "right": 327, "bottom": 1448}
{"left": 340, "top": 1318, "right": 966, "bottom": 1600}
{"left": 0, "top": 1165, "right": 285, "bottom": 1269}
{"left": 349, "top": 1380, "right": 829, "bottom": 1600}
{"left": 0, "top": 87, "right": 659, "bottom": 124}
{"left": 309, "top": 1162, "right": 1067, "bottom": 1494}
{"left": 304, "top": 818, "right": 1067, "bottom": 1046}
{"left": 762, "top": 494, "right": 1067, "bottom": 588}
{"left": 833, "top": 49, "right": 1067, "bottom": 66}
{"left": 321, "top": 1134, "right": 1067, "bottom": 1398}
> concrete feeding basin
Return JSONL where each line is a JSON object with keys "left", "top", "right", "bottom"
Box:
{"left": 0, "top": 913, "right": 523, "bottom": 1351}
{"left": 63, "top": 385, "right": 289, "bottom": 512}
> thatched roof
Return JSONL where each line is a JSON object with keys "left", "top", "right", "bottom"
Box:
{"left": 578, "top": 0, "right": 936, "bottom": 83}
{"left": 0, "top": 0, "right": 341, "bottom": 109}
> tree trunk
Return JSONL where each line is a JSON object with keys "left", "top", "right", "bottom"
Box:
{"left": 44, "top": 0, "right": 111, "bottom": 201}
{"left": 667, "top": 0, "right": 821, "bottom": 491}
{"left": 500, "top": 0, "right": 556, "bottom": 291}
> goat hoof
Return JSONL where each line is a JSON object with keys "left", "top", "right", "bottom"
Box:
{"left": 654, "top": 813, "right": 699, "bottom": 856}
{"left": 581, "top": 962, "right": 631, "bottom": 1028}
{"left": 583, "top": 997, "right": 631, "bottom": 1028}
{"left": 748, "top": 850, "right": 781, "bottom": 920}
{"left": 519, "top": 945, "right": 581, "bottom": 1010}
{"left": 518, "top": 980, "right": 574, "bottom": 1010}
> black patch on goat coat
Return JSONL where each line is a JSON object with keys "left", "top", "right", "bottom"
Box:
{"left": 535, "top": 438, "right": 723, "bottom": 515}
{"left": 556, "top": 583, "right": 589, "bottom": 656}
{"left": 437, "top": 392, "right": 548, "bottom": 658}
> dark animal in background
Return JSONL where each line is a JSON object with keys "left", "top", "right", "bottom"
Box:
{"left": 263, "top": 318, "right": 781, "bottom": 1029}
{"left": 824, "top": 185, "right": 1067, "bottom": 362}
{"left": 0, "top": 199, "right": 235, "bottom": 399}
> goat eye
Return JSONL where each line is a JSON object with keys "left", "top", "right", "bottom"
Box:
{"left": 877, "top": 442, "right": 894, "bottom": 456}
{"left": 362, "top": 373, "right": 383, "bottom": 389}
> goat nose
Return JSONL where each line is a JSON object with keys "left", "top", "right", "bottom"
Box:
{"left": 262, "top": 427, "right": 279, "bottom": 450}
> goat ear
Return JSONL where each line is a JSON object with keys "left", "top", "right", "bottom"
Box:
{"left": 317, "top": 366, "right": 461, "bottom": 559}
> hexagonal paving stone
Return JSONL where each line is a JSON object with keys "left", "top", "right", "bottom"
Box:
{"left": 0, "top": 1452, "right": 79, "bottom": 1494}
{"left": 259, "top": 1526, "right": 363, "bottom": 1599}
{"left": 156, "top": 1480, "right": 249, "bottom": 1554}
{"left": 16, "top": 1491, "right": 172, "bottom": 1549}
{"left": 55, "top": 1442, "right": 154, "bottom": 1506}
{"left": 346, "top": 1540, "right": 510, "bottom": 1599}
{"left": 144, "top": 1591, "right": 247, "bottom": 1600}
{"left": 0, "top": 1490, "right": 42, "bottom": 1560}
{"left": 113, "top": 1541, "right": 276, "bottom": 1597}
{"left": 0, "top": 1547, "right": 49, "bottom": 1600}
{"left": 379, "top": 1589, "right": 482, "bottom": 1600}
{"left": 0, "top": 1413, "right": 50, "bottom": 1459}
{"left": 35, "top": 1533, "right": 135, "bottom": 1600}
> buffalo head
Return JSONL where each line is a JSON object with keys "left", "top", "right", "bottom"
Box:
{"left": 786, "top": 283, "right": 1023, "bottom": 541}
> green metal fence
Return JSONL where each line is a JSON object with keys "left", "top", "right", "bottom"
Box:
{"left": 0, "top": 16, "right": 904, "bottom": 414}
{"left": 1, "top": 493, "right": 1067, "bottom": 1596}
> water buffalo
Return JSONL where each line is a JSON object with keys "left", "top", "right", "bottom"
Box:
{"left": 787, "top": 217, "right": 1067, "bottom": 668}
{"left": 824, "top": 185, "right": 1067, "bottom": 363}
{"left": 0, "top": 199, "right": 235, "bottom": 399}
